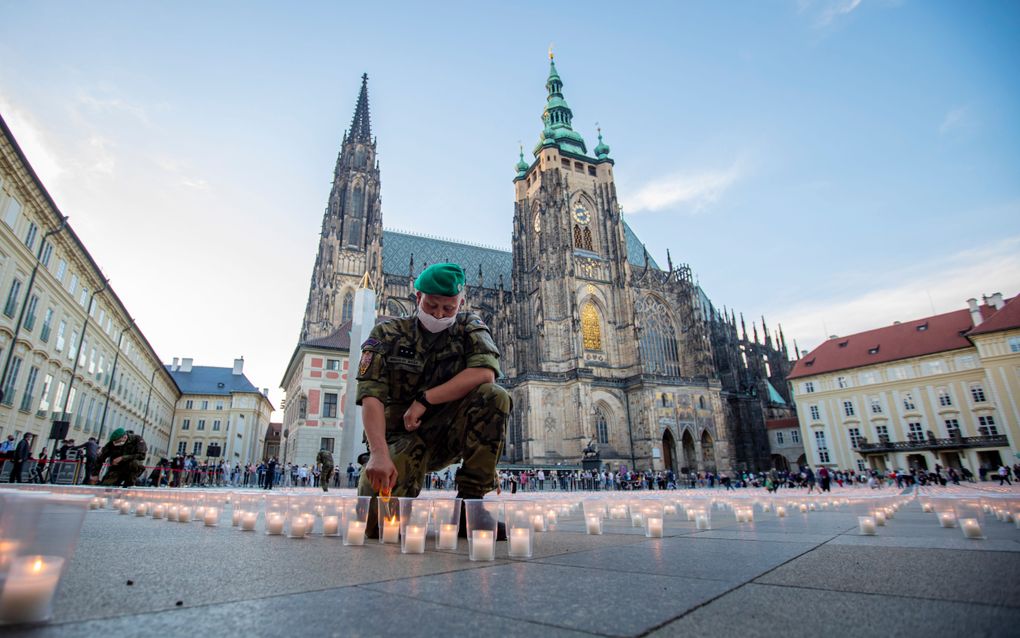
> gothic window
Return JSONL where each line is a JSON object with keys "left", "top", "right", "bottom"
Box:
{"left": 573, "top": 225, "right": 584, "bottom": 249}
{"left": 341, "top": 292, "right": 354, "bottom": 324}
{"left": 594, "top": 406, "right": 609, "bottom": 445}
{"left": 582, "top": 227, "right": 593, "bottom": 251}
{"left": 638, "top": 296, "right": 682, "bottom": 376}
{"left": 581, "top": 302, "right": 602, "bottom": 351}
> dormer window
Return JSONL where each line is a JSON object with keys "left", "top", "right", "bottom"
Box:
{"left": 916, "top": 323, "right": 928, "bottom": 331}
{"left": 838, "top": 340, "right": 849, "bottom": 348}
{"left": 868, "top": 346, "right": 880, "bottom": 355}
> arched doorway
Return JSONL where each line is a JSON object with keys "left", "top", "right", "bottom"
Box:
{"left": 701, "top": 431, "right": 717, "bottom": 473}
{"left": 906, "top": 454, "right": 928, "bottom": 471}
{"left": 771, "top": 454, "right": 789, "bottom": 472}
{"left": 681, "top": 430, "right": 697, "bottom": 472}
{"left": 662, "top": 429, "right": 678, "bottom": 475}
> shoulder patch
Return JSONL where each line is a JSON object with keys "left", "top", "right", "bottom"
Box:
{"left": 358, "top": 351, "right": 375, "bottom": 376}
{"left": 361, "top": 337, "right": 381, "bottom": 349}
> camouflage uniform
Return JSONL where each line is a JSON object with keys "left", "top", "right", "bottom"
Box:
{"left": 356, "top": 311, "right": 509, "bottom": 499}
{"left": 95, "top": 434, "right": 147, "bottom": 487}
{"left": 316, "top": 448, "right": 334, "bottom": 491}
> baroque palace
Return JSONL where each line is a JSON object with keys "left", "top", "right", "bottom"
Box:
{"left": 288, "top": 58, "right": 796, "bottom": 474}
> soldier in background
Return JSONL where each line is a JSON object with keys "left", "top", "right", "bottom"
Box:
{"left": 90, "top": 428, "right": 147, "bottom": 487}
{"left": 316, "top": 446, "right": 334, "bottom": 492}
{"left": 356, "top": 263, "right": 510, "bottom": 537}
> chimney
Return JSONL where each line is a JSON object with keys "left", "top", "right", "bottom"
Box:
{"left": 990, "top": 292, "right": 1005, "bottom": 310}
{"left": 967, "top": 298, "right": 983, "bottom": 327}
{"left": 233, "top": 357, "right": 244, "bottom": 376}
{"left": 181, "top": 358, "right": 193, "bottom": 373}
{"left": 262, "top": 388, "right": 269, "bottom": 396}
{"left": 172, "top": 357, "right": 179, "bottom": 371}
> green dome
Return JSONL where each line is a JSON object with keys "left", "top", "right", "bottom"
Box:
{"left": 594, "top": 130, "right": 610, "bottom": 159}
{"left": 515, "top": 149, "right": 529, "bottom": 175}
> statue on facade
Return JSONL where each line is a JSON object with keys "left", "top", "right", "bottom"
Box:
{"left": 582, "top": 437, "right": 600, "bottom": 460}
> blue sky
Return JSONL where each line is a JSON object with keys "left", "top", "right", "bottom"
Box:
{"left": 1, "top": 0, "right": 1018, "bottom": 409}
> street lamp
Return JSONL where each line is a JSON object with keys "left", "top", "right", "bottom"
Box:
{"left": 0, "top": 216, "right": 67, "bottom": 404}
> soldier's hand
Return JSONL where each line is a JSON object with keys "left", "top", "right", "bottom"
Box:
{"left": 111, "top": 456, "right": 122, "bottom": 465}
{"left": 403, "top": 402, "right": 426, "bottom": 432}
{"left": 365, "top": 454, "right": 398, "bottom": 492}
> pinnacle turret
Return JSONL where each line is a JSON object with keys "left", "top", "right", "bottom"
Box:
{"left": 349, "top": 73, "right": 372, "bottom": 143}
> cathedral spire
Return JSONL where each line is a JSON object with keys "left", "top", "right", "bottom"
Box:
{"left": 534, "top": 55, "right": 587, "bottom": 156}
{"left": 349, "top": 73, "right": 372, "bottom": 143}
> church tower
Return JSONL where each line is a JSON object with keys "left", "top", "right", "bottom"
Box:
{"left": 301, "top": 74, "right": 384, "bottom": 341}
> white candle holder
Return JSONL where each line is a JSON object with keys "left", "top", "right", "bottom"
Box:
{"left": 431, "top": 498, "right": 462, "bottom": 551}
{"left": 857, "top": 516, "right": 877, "bottom": 536}
{"left": 398, "top": 497, "right": 431, "bottom": 554}
{"left": 506, "top": 503, "right": 535, "bottom": 558}
{"left": 342, "top": 496, "right": 372, "bottom": 546}
{"left": 0, "top": 556, "right": 65, "bottom": 624}
{"left": 465, "top": 500, "right": 501, "bottom": 561}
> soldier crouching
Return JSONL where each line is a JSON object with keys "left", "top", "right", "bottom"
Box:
{"left": 92, "top": 428, "right": 148, "bottom": 487}
{"left": 355, "top": 263, "right": 510, "bottom": 536}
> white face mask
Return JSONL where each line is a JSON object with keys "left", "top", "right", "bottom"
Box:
{"left": 417, "top": 300, "right": 458, "bottom": 333}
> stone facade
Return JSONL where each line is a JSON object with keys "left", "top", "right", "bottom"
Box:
{"left": 294, "top": 60, "right": 796, "bottom": 475}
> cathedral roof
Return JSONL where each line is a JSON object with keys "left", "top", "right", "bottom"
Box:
{"left": 381, "top": 222, "right": 658, "bottom": 287}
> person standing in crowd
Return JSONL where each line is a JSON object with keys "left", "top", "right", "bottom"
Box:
{"left": 264, "top": 457, "right": 277, "bottom": 490}
{"left": 8, "top": 432, "right": 33, "bottom": 483}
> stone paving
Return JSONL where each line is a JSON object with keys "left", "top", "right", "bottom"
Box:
{"left": 7, "top": 489, "right": 1020, "bottom": 637}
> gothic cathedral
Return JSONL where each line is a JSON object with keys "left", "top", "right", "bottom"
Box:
{"left": 298, "top": 59, "right": 796, "bottom": 475}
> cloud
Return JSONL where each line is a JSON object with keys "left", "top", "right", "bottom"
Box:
{"left": 0, "top": 95, "right": 66, "bottom": 187}
{"left": 939, "top": 105, "right": 973, "bottom": 136}
{"left": 181, "top": 177, "right": 210, "bottom": 190}
{"left": 814, "top": 0, "right": 863, "bottom": 27}
{"left": 774, "top": 233, "right": 1020, "bottom": 353}
{"left": 76, "top": 92, "right": 153, "bottom": 126}
{"left": 628, "top": 158, "right": 746, "bottom": 214}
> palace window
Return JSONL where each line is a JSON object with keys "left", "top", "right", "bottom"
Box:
{"left": 837, "top": 376, "right": 850, "bottom": 389}
{"left": 902, "top": 393, "right": 916, "bottom": 411}
{"left": 809, "top": 405, "right": 820, "bottom": 420}
{"left": 944, "top": 418, "right": 960, "bottom": 437}
{"left": 594, "top": 406, "right": 609, "bottom": 445}
{"left": 970, "top": 384, "right": 986, "bottom": 403}
{"left": 326, "top": 359, "right": 341, "bottom": 371}
{"left": 791, "top": 429, "right": 800, "bottom": 443}
{"left": 937, "top": 388, "right": 953, "bottom": 407}
{"left": 814, "top": 431, "right": 830, "bottom": 463}
{"left": 875, "top": 424, "right": 889, "bottom": 441}
{"left": 581, "top": 302, "right": 602, "bottom": 351}
{"left": 638, "top": 297, "right": 681, "bottom": 376}
{"left": 323, "top": 392, "right": 338, "bottom": 418}
{"left": 193, "top": 441, "right": 203, "bottom": 455}
{"left": 843, "top": 401, "right": 855, "bottom": 417}
{"left": 869, "top": 397, "right": 883, "bottom": 414}
{"left": 182, "top": 419, "right": 190, "bottom": 430}
{"left": 177, "top": 441, "right": 187, "bottom": 455}
{"left": 1009, "top": 337, "right": 1020, "bottom": 353}
{"left": 197, "top": 419, "right": 206, "bottom": 431}
{"left": 803, "top": 381, "right": 815, "bottom": 394}
{"left": 776, "top": 431, "right": 784, "bottom": 445}
{"left": 977, "top": 415, "right": 998, "bottom": 436}
{"left": 848, "top": 427, "right": 862, "bottom": 448}
{"left": 907, "top": 422, "right": 924, "bottom": 442}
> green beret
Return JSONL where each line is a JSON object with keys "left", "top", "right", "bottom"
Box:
{"left": 109, "top": 427, "right": 126, "bottom": 443}
{"left": 414, "top": 263, "right": 466, "bottom": 297}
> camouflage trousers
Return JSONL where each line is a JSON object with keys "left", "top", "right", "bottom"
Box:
{"left": 320, "top": 465, "right": 334, "bottom": 490}
{"left": 99, "top": 461, "right": 145, "bottom": 487}
{"left": 358, "top": 382, "right": 510, "bottom": 499}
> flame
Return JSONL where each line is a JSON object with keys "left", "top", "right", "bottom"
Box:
{"left": 387, "top": 514, "right": 398, "bottom": 525}
{"left": 32, "top": 558, "right": 43, "bottom": 573}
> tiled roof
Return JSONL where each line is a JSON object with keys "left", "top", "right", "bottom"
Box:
{"left": 788, "top": 303, "right": 997, "bottom": 380}
{"left": 967, "top": 295, "right": 1020, "bottom": 336}
{"left": 301, "top": 317, "right": 393, "bottom": 352}
{"left": 167, "top": 365, "right": 260, "bottom": 395}
{"left": 266, "top": 422, "right": 282, "bottom": 438}
{"left": 380, "top": 221, "right": 658, "bottom": 287}
{"left": 766, "top": 417, "right": 800, "bottom": 430}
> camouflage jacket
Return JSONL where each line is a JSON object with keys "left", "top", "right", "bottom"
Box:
{"left": 316, "top": 449, "right": 334, "bottom": 468}
{"left": 96, "top": 434, "right": 147, "bottom": 470}
{"left": 356, "top": 312, "right": 501, "bottom": 432}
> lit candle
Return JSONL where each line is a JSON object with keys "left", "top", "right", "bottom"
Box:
{"left": 438, "top": 523, "right": 458, "bottom": 550}
{"left": 586, "top": 515, "right": 602, "bottom": 535}
{"left": 884, "top": 508, "right": 895, "bottom": 519}
{"left": 118, "top": 501, "right": 131, "bottom": 515}
{"left": 403, "top": 524, "right": 426, "bottom": 554}
{"left": 509, "top": 527, "right": 532, "bottom": 557}
{"left": 0, "top": 556, "right": 65, "bottom": 624}
{"left": 89, "top": 497, "right": 102, "bottom": 510}
{"left": 874, "top": 511, "right": 886, "bottom": 526}
{"left": 664, "top": 505, "right": 677, "bottom": 515}
{"left": 695, "top": 514, "right": 710, "bottom": 530}
{"left": 323, "top": 515, "right": 340, "bottom": 536}
{"left": 938, "top": 512, "right": 957, "bottom": 528}
{"left": 178, "top": 506, "right": 192, "bottom": 523}
{"left": 858, "top": 516, "right": 877, "bottom": 535}
{"left": 775, "top": 506, "right": 786, "bottom": 518}
{"left": 240, "top": 512, "right": 258, "bottom": 531}
{"left": 194, "top": 506, "right": 206, "bottom": 518}
{"left": 799, "top": 504, "right": 808, "bottom": 513}
{"left": 808, "top": 503, "right": 816, "bottom": 511}
{"left": 470, "top": 529, "right": 495, "bottom": 561}
{"left": 532, "top": 514, "right": 546, "bottom": 532}
{"left": 345, "top": 521, "right": 367, "bottom": 545}
{"left": 135, "top": 503, "right": 148, "bottom": 517}
{"left": 960, "top": 518, "right": 983, "bottom": 539}
{"left": 266, "top": 514, "right": 285, "bottom": 535}
{"left": 922, "top": 502, "right": 934, "bottom": 513}
{"left": 231, "top": 510, "right": 242, "bottom": 527}
{"left": 167, "top": 505, "right": 179, "bottom": 522}
{"left": 545, "top": 510, "right": 558, "bottom": 526}
{"left": 152, "top": 504, "right": 166, "bottom": 520}
{"left": 289, "top": 516, "right": 309, "bottom": 538}
{"left": 631, "top": 512, "right": 644, "bottom": 528}
{"left": 646, "top": 516, "right": 664, "bottom": 538}
{"left": 204, "top": 508, "right": 219, "bottom": 527}
{"left": 382, "top": 519, "right": 400, "bottom": 544}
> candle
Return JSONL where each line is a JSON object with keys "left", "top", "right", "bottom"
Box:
{"left": 0, "top": 541, "right": 19, "bottom": 573}
{"left": 0, "top": 556, "right": 65, "bottom": 624}
{"left": 646, "top": 516, "right": 664, "bottom": 538}
{"left": 695, "top": 514, "right": 710, "bottom": 530}
{"left": 323, "top": 515, "right": 340, "bottom": 536}
{"left": 381, "top": 519, "right": 400, "bottom": 544}
{"left": 231, "top": 510, "right": 242, "bottom": 527}
{"left": 664, "top": 505, "right": 677, "bottom": 516}
{"left": 808, "top": 503, "right": 816, "bottom": 511}
{"left": 194, "top": 506, "right": 206, "bottom": 518}
{"left": 938, "top": 512, "right": 957, "bottom": 528}
{"left": 167, "top": 506, "right": 179, "bottom": 522}
{"left": 470, "top": 529, "right": 495, "bottom": 561}
{"left": 631, "top": 512, "right": 644, "bottom": 528}
{"left": 118, "top": 501, "right": 131, "bottom": 515}
{"left": 922, "top": 502, "right": 933, "bottom": 513}
{"left": 799, "top": 504, "right": 808, "bottom": 513}
{"left": 775, "top": 506, "right": 786, "bottom": 518}
{"left": 509, "top": 527, "right": 532, "bottom": 557}
{"left": 345, "top": 521, "right": 367, "bottom": 546}
{"left": 874, "top": 511, "right": 886, "bottom": 526}
{"left": 178, "top": 506, "right": 192, "bottom": 523}
{"left": 858, "top": 516, "right": 877, "bottom": 535}
{"left": 135, "top": 503, "right": 148, "bottom": 517}
{"left": 960, "top": 518, "right": 983, "bottom": 539}
{"left": 289, "top": 516, "right": 309, "bottom": 538}
{"left": 438, "top": 523, "right": 458, "bottom": 550}
{"left": 89, "top": 497, "right": 101, "bottom": 510}
{"left": 532, "top": 514, "right": 546, "bottom": 532}
{"left": 152, "top": 505, "right": 165, "bottom": 520}
{"left": 403, "top": 525, "right": 426, "bottom": 554}
{"left": 545, "top": 510, "right": 558, "bottom": 526}
{"left": 884, "top": 508, "right": 894, "bottom": 519}
{"left": 266, "top": 514, "right": 285, "bottom": 535}
{"left": 586, "top": 515, "right": 602, "bottom": 535}
{"left": 240, "top": 512, "right": 258, "bottom": 531}
{"left": 204, "top": 508, "right": 219, "bottom": 527}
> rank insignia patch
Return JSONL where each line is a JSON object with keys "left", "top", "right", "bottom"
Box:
{"left": 358, "top": 351, "right": 374, "bottom": 376}
{"left": 361, "top": 337, "right": 381, "bottom": 349}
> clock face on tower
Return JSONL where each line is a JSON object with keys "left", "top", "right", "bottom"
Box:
{"left": 572, "top": 204, "right": 591, "bottom": 225}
